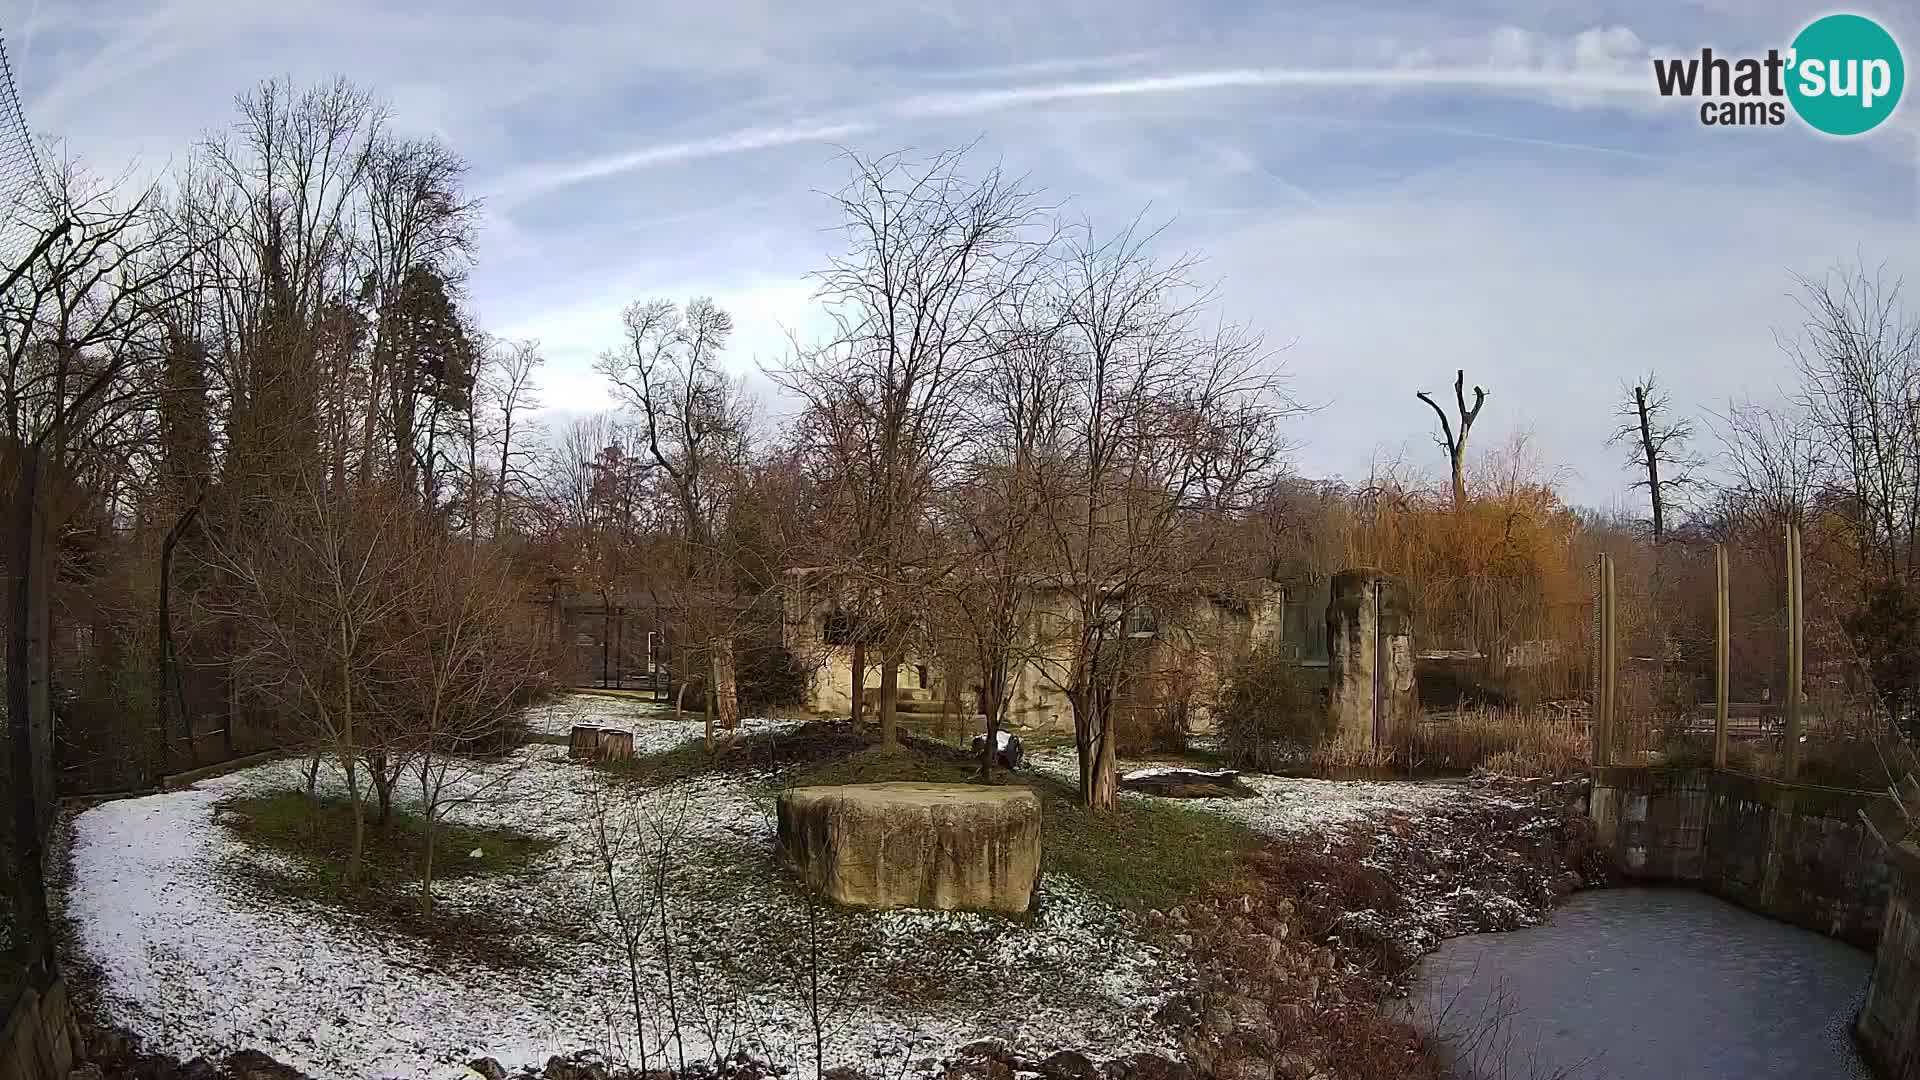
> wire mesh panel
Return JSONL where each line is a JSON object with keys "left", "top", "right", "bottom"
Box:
{"left": 0, "top": 33, "right": 47, "bottom": 263}
{"left": 0, "top": 25, "right": 55, "bottom": 1008}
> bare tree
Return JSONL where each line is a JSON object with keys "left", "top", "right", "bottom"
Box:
{"left": 393, "top": 537, "right": 541, "bottom": 910}
{"left": 597, "top": 298, "right": 755, "bottom": 743}
{"left": 1416, "top": 369, "right": 1487, "bottom": 507}
{"left": 774, "top": 146, "right": 1051, "bottom": 747}
{"left": 927, "top": 282, "right": 1069, "bottom": 775}
{"left": 1783, "top": 261, "right": 1920, "bottom": 725}
{"left": 1035, "top": 219, "right": 1294, "bottom": 808}
{"left": 1, "top": 156, "right": 192, "bottom": 981}
{"left": 1609, "top": 374, "right": 1700, "bottom": 544}
{"left": 482, "top": 337, "right": 544, "bottom": 539}
{"left": 204, "top": 476, "right": 432, "bottom": 884}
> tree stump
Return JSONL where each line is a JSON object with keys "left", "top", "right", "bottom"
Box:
{"left": 569, "top": 725, "right": 603, "bottom": 758}
{"left": 597, "top": 729, "right": 635, "bottom": 761}
{"left": 777, "top": 782, "right": 1041, "bottom": 913}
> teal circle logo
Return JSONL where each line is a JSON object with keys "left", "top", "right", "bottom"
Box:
{"left": 1787, "top": 14, "right": 1904, "bottom": 136}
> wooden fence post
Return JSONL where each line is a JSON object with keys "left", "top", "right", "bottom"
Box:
{"left": 1715, "top": 543, "right": 1730, "bottom": 770}
{"left": 1592, "top": 554, "right": 1616, "bottom": 769}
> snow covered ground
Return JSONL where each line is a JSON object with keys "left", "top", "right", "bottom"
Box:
{"left": 1025, "top": 746, "right": 1462, "bottom": 839}
{"left": 519, "top": 693, "right": 802, "bottom": 747}
{"left": 62, "top": 695, "right": 1181, "bottom": 1080}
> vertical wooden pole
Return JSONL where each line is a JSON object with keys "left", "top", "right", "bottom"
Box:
{"left": 1714, "top": 543, "right": 1730, "bottom": 770}
{"left": 1784, "top": 522, "right": 1804, "bottom": 780}
{"left": 1605, "top": 554, "right": 1618, "bottom": 767}
{"left": 1592, "top": 554, "right": 1616, "bottom": 769}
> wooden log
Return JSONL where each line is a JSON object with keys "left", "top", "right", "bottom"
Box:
{"left": 597, "top": 729, "right": 635, "bottom": 761}
{"left": 569, "top": 725, "right": 603, "bottom": 758}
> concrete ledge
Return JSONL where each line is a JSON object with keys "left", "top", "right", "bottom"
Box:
{"left": 1592, "top": 765, "right": 1893, "bottom": 948}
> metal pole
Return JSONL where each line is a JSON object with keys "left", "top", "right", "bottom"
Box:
{"left": 1785, "top": 522, "right": 1804, "bottom": 780}
{"left": 1714, "top": 543, "right": 1730, "bottom": 770}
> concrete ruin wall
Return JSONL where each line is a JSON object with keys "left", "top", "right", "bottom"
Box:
{"left": 1590, "top": 766, "right": 1892, "bottom": 948}
{"left": 1325, "top": 569, "right": 1416, "bottom": 754}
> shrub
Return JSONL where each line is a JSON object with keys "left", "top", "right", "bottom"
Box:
{"left": 737, "top": 642, "right": 811, "bottom": 715}
{"left": 1400, "top": 706, "right": 1588, "bottom": 777}
{"left": 1114, "top": 673, "right": 1197, "bottom": 756}
{"left": 1217, "top": 643, "right": 1328, "bottom": 772}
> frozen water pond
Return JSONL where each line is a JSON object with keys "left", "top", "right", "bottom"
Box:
{"left": 1412, "top": 888, "right": 1873, "bottom": 1080}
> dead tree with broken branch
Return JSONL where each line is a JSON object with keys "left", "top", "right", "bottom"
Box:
{"left": 1416, "top": 369, "right": 1487, "bottom": 508}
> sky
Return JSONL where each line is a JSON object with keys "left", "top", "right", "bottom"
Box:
{"left": 4, "top": 0, "right": 1918, "bottom": 511}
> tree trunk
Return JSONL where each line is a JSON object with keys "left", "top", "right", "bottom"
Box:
{"left": 712, "top": 636, "right": 739, "bottom": 730}
{"left": 343, "top": 751, "right": 366, "bottom": 886}
{"left": 879, "top": 644, "right": 901, "bottom": 749}
{"left": 977, "top": 659, "right": 1004, "bottom": 782}
{"left": 158, "top": 495, "right": 203, "bottom": 777}
{"left": 1636, "top": 386, "right": 1666, "bottom": 544}
{"left": 850, "top": 640, "right": 866, "bottom": 725}
{"left": 1089, "top": 713, "right": 1118, "bottom": 809}
{"left": 1070, "top": 682, "right": 1119, "bottom": 809}
{"left": 370, "top": 751, "right": 395, "bottom": 828}
{"left": 937, "top": 668, "right": 959, "bottom": 742}
{"left": 421, "top": 804, "right": 437, "bottom": 914}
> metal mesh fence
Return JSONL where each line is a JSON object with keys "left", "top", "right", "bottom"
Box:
{"left": 0, "top": 32, "right": 48, "bottom": 261}
{"left": 0, "top": 25, "right": 53, "bottom": 1008}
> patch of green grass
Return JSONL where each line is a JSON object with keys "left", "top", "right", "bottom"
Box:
{"left": 219, "top": 790, "right": 556, "bottom": 885}
{"left": 783, "top": 746, "right": 1257, "bottom": 912}
{"left": 784, "top": 745, "right": 979, "bottom": 787}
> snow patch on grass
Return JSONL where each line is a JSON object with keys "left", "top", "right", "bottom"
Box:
{"left": 64, "top": 703, "right": 1172, "bottom": 1080}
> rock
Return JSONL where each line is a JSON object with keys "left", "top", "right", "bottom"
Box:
{"left": 971, "top": 730, "right": 1025, "bottom": 770}
{"left": 955, "top": 1039, "right": 1013, "bottom": 1063}
{"left": 223, "top": 1051, "right": 310, "bottom": 1080}
{"left": 469, "top": 847, "right": 485, "bottom": 859}
{"left": 66, "top": 1065, "right": 105, "bottom": 1080}
{"left": 1120, "top": 769, "right": 1256, "bottom": 799}
{"left": 85, "top": 1027, "right": 139, "bottom": 1066}
{"left": 471, "top": 1059, "right": 510, "bottom": 1080}
{"left": 1037, "top": 1050, "right": 1097, "bottom": 1080}
{"left": 944, "top": 1058, "right": 1012, "bottom": 1080}
{"left": 1100, "top": 1054, "right": 1194, "bottom": 1080}
{"left": 544, "top": 1055, "right": 599, "bottom": 1080}
{"left": 777, "top": 783, "right": 1042, "bottom": 913}
{"left": 1225, "top": 994, "right": 1271, "bottom": 1033}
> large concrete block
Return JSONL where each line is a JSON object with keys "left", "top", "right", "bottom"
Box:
{"left": 776, "top": 782, "right": 1042, "bottom": 914}
{"left": 1326, "top": 568, "right": 1416, "bottom": 753}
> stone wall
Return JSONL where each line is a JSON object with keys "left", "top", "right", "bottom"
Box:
{"left": 1590, "top": 766, "right": 1892, "bottom": 948}
{"left": 1859, "top": 843, "right": 1920, "bottom": 1079}
{"left": 0, "top": 979, "right": 78, "bottom": 1080}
